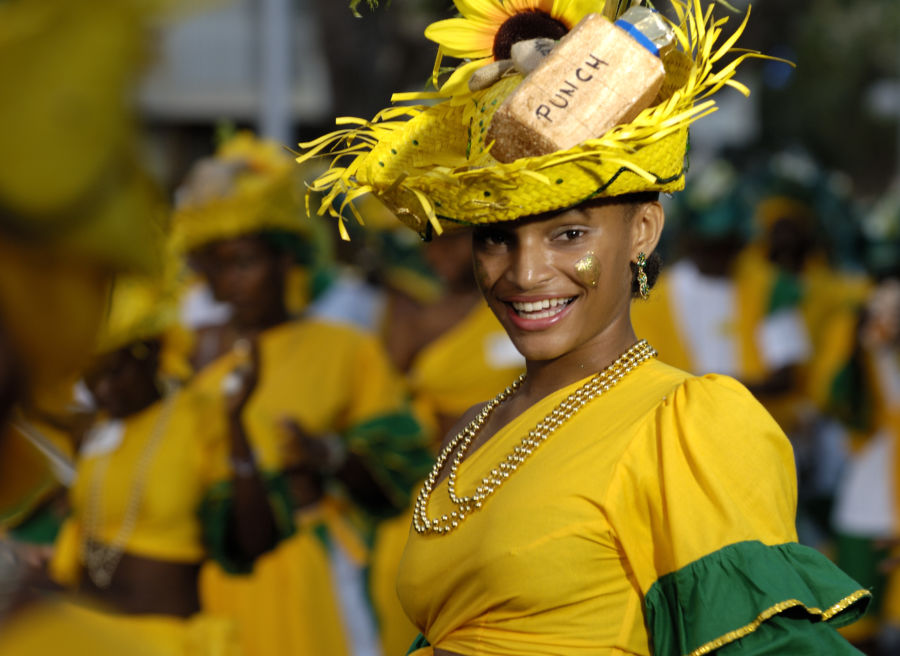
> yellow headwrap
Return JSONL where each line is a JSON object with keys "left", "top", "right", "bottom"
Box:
{"left": 298, "top": 0, "right": 773, "bottom": 239}
{"left": 170, "top": 131, "right": 312, "bottom": 255}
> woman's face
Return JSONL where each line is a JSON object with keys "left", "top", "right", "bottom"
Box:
{"left": 472, "top": 201, "right": 643, "bottom": 363}
{"left": 85, "top": 342, "right": 160, "bottom": 418}
{"left": 202, "top": 236, "right": 287, "bottom": 329}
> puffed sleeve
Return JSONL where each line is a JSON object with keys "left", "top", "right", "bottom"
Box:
{"left": 606, "top": 374, "right": 870, "bottom": 655}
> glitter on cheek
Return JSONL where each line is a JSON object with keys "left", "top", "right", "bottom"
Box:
{"left": 574, "top": 252, "right": 600, "bottom": 287}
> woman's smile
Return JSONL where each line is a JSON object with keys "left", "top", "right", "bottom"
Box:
{"left": 504, "top": 295, "right": 577, "bottom": 328}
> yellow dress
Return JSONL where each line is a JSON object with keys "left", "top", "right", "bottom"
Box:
{"left": 48, "top": 387, "right": 239, "bottom": 656}
{"left": 397, "top": 360, "right": 869, "bottom": 655}
{"left": 194, "top": 318, "right": 430, "bottom": 656}
{"left": 372, "top": 300, "right": 525, "bottom": 655}
{"left": 405, "top": 300, "right": 525, "bottom": 435}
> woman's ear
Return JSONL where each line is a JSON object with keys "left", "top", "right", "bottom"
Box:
{"left": 630, "top": 201, "right": 665, "bottom": 259}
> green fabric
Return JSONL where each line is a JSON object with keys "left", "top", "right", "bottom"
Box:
{"left": 825, "top": 347, "right": 873, "bottom": 433}
{"left": 198, "top": 470, "right": 295, "bottom": 574}
{"left": 835, "top": 533, "right": 889, "bottom": 618}
{"left": 405, "top": 633, "right": 430, "bottom": 654}
{"left": 344, "top": 410, "right": 433, "bottom": 518}
{"left": 645, "top": 540, "right": 870, "bottom": 656}
{"left": 7, "top": 501, "right": 64, "bottom": 545}
{"left": 767, "top": 270, "right": 804, "bottom": 314}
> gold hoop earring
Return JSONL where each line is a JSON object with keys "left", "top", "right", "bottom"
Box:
{"left": 636, "top": 252, "right": 650, "bottom": 300}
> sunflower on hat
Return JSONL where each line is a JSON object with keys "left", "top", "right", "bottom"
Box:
{"left": 299, "top": 0, "right": 779, "bottom": 240}
{"left": 425, "top": 0, "right": 618, "bottom": 96}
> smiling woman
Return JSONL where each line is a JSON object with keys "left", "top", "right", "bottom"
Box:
{"left": 471, "top": 195, "right": 661, "bottom": 370}
{"left": 299, "top": 1, "right": 870, "bottom": 654}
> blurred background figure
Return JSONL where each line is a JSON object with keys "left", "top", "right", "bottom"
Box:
{"left": 169, "top": 130, "right": 432, "bottom": 656}
{"left": 0, "top": 0, "right": 172, "bottom": 653}
{"left": 812, "top": 189, "right": 900, "bottom": 654}
{"left": 45, "top": 268, "right": 281, "bottom": 655}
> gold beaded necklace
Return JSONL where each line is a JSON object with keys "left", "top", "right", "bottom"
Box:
{"left": 414, "top": 339, "right": 656, "bottom": 536}
{"left": 82, "top": 392, "right": 178, "bottom": 588}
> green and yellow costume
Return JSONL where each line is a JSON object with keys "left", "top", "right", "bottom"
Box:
{"left": 399, "top": 362, "right": 868, "bottom": 655}
{"left": 172, "top": 132, "right": 432, "bottom": 656}
{"left": 194, "top": 319, "right": 430, "bottom": 656}
{"left": 299, "top": 0, "right": 869, "bottom": 652}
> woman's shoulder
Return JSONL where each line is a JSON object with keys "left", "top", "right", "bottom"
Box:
{"left": 641, "top": 359, "right": 773, "bottom": 423}
{"left": 627, "top": 360, "right": 793, "bottom": 475}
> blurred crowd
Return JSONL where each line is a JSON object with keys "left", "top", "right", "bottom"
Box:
{"left": 1, "top": 1, "right": 899, "bottom": 656}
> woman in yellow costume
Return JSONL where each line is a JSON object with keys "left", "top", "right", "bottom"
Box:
{"left": 0, "top": 1, "right": 178, "bottom": 652}
{"left": 43, "top": 265, "right": 291, "bottom": 655}
{"left": 172, "top": 131, "right": 432, "bottom": 656}
{"left": 0, "top": 0, "right": 166, "bottom": 526}
{"left": 299, "top": 0, "right": 871, "bottom": 653}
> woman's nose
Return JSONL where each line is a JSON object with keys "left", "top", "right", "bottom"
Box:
{"left": 508, "top": 238, "right": 552, "bottom": 289}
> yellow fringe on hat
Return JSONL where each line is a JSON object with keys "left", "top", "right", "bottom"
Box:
{"left": 298, "top": 0, "right": 778, "bottom": 238}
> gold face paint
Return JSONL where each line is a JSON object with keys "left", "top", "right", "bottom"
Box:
{"left": 574, "top": 252, "right": 599, "bottom": 288}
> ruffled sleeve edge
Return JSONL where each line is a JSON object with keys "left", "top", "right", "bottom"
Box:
{"left": 644, "top": 540, "right": 871, "bottom": 656}
{"left": 685, "top": 589, "right": 871, "bottom": 656}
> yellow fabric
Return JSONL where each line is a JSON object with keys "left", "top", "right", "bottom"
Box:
{"left": 0, "top": 599, "right": 240, "bottom": 656}
{"left": 50, "top": 387, "right": 229, "bottom": 585}
{"left": 397, "top": 360, "right": 798, "bottom": 655}
{"left": 190, "top": 318, "right": 408, "bottom": 470}
{"left": 194, "top": 318, "right": 413, "bottom": 656}
{"left": 370, "top": 508, "right": 422, "bottom": 656}
{"left": 201, "top": 531, "right": 351, "bottom": 656}
{"left": 0, "top": 417, "right": 74, "bottom": 528}
{"left": 170, "top": 131, "right": 309, "bottom": 256}
{"left": 0, "top": 0, "right": 165, "bottom": 274}
{"left": 0, "top": 237, "right": 111, "bottom": 413}
{"left": 94, "top": 261, "right": 182, "bottom": 357}
{"left": 407, "top": 301, "right": 525, "bottom": 435}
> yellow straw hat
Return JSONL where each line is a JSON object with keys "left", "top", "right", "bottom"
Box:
{"left": 299, "top": 0, "right": 771, "bottom": 239}
{"left": 170, "top": 131, "right": 313, "bottom": 255}
{"left": 93, "top": 254, "right": 194, "bottom": 381}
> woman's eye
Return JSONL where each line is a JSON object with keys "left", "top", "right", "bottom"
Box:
{"left": 475, "top": 230, "right": 509, "bottom": 247}
{"left": 560, "top": 229, "right": 584, "bottom": 240}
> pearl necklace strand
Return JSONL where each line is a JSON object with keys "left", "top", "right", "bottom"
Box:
{"left": 414, "top": 339, "right": 656, "bottom": 536}
{"left": 82, "top": 391, "right": 178, "bottom": 588}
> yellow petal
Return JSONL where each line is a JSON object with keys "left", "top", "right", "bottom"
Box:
{"left": 425, "top": 17, "right": 496, "bottom": 58}
{"left": 453, "top": 0, "right": 509, "bottom": 23}
{"left": 506, "top": 0, "right": 544, "bottom": 12}
{"left": 439, "top": 58, "right": 492, "bottom": 97}
{"left": 551, "top": 0, "right": 606, "bottom": 27}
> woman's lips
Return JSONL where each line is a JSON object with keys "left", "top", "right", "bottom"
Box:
{"left": 504, "top": 296, "right": 576, "bottom": 330}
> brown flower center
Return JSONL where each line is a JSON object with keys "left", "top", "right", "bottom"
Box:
{"left": 492, "top": 10, "right": 568, "bottom": 61}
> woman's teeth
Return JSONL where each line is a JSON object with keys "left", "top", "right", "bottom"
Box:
{"left": 511, "top": 297, "right": 573, "bottom": 319}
